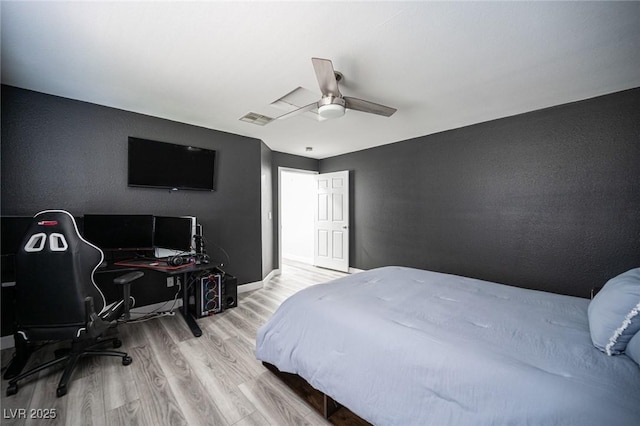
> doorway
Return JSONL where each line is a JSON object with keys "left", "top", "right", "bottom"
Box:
{"left": 279, "top": 168, "right": 316, "bottom": 265}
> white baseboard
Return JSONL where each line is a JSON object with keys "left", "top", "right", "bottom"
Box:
{"left": 266, "top": 268, "right": 281, "bottom": 280}
{"left": 238, "top": 281, "right": 262, "bottom": 293}
{"left": 238, "top": 268, "right": 280, "bottom": 294}
{"left": 349, "top": 267, "right": 365, "bottom": 274}
{"left": 282, "top": 254, "right": 314, "bottom": 265}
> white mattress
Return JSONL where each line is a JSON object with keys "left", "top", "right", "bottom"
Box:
{"left": 256, "top": 266, "right": 640, "bottom": 425}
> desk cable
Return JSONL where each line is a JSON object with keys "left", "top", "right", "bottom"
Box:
{"left": 120, "top": 282, "right": 182, "bottom": 324}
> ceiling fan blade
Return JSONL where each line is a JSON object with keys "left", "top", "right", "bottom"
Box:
{"left": 312, "top": 57, "right": 341, "bottom": 97}
{"left": 344, "top": 97, "right": 397, "bottom": 117}
{"left": 275, "top": 102, "right": 318, "bottom": 121}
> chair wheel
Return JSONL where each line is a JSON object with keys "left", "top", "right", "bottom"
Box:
{"left": 113, "top": 339, "right": 122, "bottom": 348}
{"left": 122, "top": 355, "right": 132, "bottom": 366}
{"left": 56, "top": 385, "right": 67, "bottom": 397}
{"left": 6, "top": 383, "right": 18, "bottom": 396}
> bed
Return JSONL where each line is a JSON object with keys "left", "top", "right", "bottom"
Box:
{"left": 256, "top": 266, "right": 640, "bottom": 425}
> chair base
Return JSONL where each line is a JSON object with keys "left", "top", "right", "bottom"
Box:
{"left": 6, "top": 336, "right": 132, "bottom": 398}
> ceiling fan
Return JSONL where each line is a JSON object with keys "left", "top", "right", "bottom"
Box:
{"left": 274, "top": 57, "right": 397, "bottom": 121}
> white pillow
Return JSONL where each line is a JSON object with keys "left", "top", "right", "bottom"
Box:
{"left": 588, "top": 268, "right": 640, "bottom": 355}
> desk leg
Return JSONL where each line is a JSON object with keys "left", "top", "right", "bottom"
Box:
{"left": 180, "top": 310, "right": 202, "bottom": 337}
{"left": 181, "top": 272, "right": 202, "bottom": 337}
{"left": 3, "top": 333, "right": 31, "bottom": 380}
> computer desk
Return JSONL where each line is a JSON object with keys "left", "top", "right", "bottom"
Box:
{"left": 113, "top": 259, "right": 222, "bottom": 337}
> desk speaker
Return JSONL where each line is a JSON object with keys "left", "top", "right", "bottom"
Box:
{"left": 223, "top": 274, "right": 237, "bottom": 309}
{"left": 194, "top": 273, "right": 222, "bottom": 317}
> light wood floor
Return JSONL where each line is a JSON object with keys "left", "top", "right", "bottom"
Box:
{"left": 0, "top": 261, "right": 353, "bottom": 426}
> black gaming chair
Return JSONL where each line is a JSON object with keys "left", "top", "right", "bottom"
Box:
{"left": 5, "top": 210, "right": 143, "bottom": 397}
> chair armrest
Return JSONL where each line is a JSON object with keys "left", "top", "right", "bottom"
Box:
{"left": 85, "top": 296, "right": 97, "bottom": 322}
{"left": 84, "top": 297, "right": 102, "bottom": 337}
{"left": 113, "top": 271, "right": 144, "bottom": 321}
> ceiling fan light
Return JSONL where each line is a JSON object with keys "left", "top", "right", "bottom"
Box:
{"left": 318, "top": 103, "right": 346, "bottom": 119}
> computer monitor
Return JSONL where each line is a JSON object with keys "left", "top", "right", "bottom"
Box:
{"left": 154, "top": 216, "right": 195, "bottom": 253}
{"left": 1, "top": 216, "right": 33, "bottom": 256}
{"left": 1, "top": 216, "right": 34, "bottom": 283}
{"left": 83, "top": 214, "right": 154, "bottom": 251}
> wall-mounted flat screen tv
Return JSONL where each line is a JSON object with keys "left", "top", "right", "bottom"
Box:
{"left": 128, "top": 137, "right": 216, "bottom": 191}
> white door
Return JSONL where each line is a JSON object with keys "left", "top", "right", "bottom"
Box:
{"left": 314, "top": 171, "right": 349, "bottom": 272}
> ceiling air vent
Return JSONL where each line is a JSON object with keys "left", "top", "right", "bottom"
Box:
{"left": 239, "top": 112, "right": 274, "bottom": 126}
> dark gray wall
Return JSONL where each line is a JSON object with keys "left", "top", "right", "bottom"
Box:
{"left": 320, "top": 88, "right": 640, "bottom": 297}
{"left": 1, "top": 85, "right": 263, "bottom": 286}
{"left": 271, "top": 152, "right": 320, "bottom": 269}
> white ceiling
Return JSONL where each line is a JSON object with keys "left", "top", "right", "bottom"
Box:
{"left": 2, "top": 1, "right": 639, "bottom": 159}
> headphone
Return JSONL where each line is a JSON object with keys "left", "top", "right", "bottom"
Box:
{"left": 166, "top": 255, "right": 184, "bottom": 266}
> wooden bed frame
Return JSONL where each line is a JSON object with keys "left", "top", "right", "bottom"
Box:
{"left": 262, "top": 362, "right": 370, "bottom": 425}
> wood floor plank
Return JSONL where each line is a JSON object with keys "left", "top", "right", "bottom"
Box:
{"left": 231, "top": 409, "right": 271, "bottom": 426}
{"left": 201, "top": 312, "right": 245, "bottom": 343}
{"left": 101, "top": 354, "right": 139, "bottom": 412}
{"left": 140, "top": 319, "right": 191, "bottom": 379}
{"left": 238, "top": 371, "right": 314, "bottom": 426}
{"left": 156, "top": 311, "right": 194, "bottom": 344}
{"left": 1, "top": 351, "right": 46, "bottom": 425}
{"left": 105, "top": 399, "right": 148, "bottom": 426}
{"left": 224, "top": 334, "right": 266, "bottom": 379}
{"left": 65, "top": 372, "right": 106, "bottom": 426}
{"left": 177, "top": 338, "right": 256, "bottom": 425}
{"left": 22, "top": 344, "right": 69, "bottom": 426}
{"left": 216, "top": 309, "right": 260, "bottom": 347}
{"left": 226, "top": 306, "right": 267, "bottom": 344}
{"left": 251, "top": 288, "right": 289, "bottom": 307}
{"left": 128, "top": 344, "right": 188, "bottom": 426}
{"left": 195, "top": 326, "right": 260, "bottom": 386}
{"left": 305, "top": 409, "right": 332, "bottom": 426}
{"left": 233, "top": 302, "right": 269, "bottom": 327}
{"left": 243, "top": 292, "right": 284, "bottom": 313}
{"left": 166, "top": 372, "right": 229, "bottom": 426}
{"left": 116, "top": 320, "right": 149, "bottom": 349}
{"left": 141, "top": 318, "right": 230, "bottom": 425}
{"left": 236, "top": 298, "right": 273, "bottom": 323}
{"left": 264, "top": 277, "right": 302, "bottom": 294}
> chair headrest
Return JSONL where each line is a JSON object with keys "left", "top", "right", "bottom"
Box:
{"left": 22, "top": 210, "right": 83, "bottom": 254}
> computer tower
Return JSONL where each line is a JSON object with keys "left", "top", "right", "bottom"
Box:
{"left": 193, "top": 273, "right": 222, "bottom": 317}
{"left": 222, "top": 273, "right": 237, "bottom": 309}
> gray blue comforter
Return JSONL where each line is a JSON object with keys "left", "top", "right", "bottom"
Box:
{"left": 256, "top": 266, "right": 640, "bottom": 425}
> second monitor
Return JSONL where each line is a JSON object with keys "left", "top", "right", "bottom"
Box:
{"left": 154, "top": 216, "right": 197, "bottom": 258}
